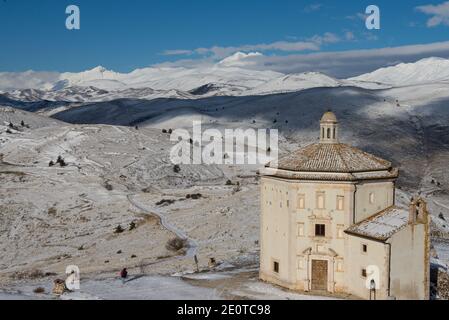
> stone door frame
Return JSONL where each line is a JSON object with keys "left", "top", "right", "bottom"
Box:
{"left": 303, "top": 252, "right": 336, "bottom": 293}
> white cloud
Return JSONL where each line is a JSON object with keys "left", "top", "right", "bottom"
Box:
{"left": 239, "top": 41, "right": 449, "bottom": 77}
{"left": 156, "top": 41, "right": 449, "bottom": 78}
{"left": 162, "top": 49, "right": 194, "bottom": 56}
{"left": 416, "top": 1, "right": 449, "bottom": 27}
{"left": 162, "top": 40, "right": 320, "bottom": 59}
{"left": 346, "top": 12, "right": 368, "bottom": 21}
{"left": 304, "top": 3, "right": 322, "bottom": 13}
{"left": 308, "top": 32, "right": 340, "bottom": 45}
{"left": 161, "top": 32, "right": 343, "bottom": 59}
{"left": 0, "top": 71, "right": 60, "bottom": 91}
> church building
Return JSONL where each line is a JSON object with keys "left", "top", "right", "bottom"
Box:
{"left": 259, "top": 111, "right": 430, "bottom": 300}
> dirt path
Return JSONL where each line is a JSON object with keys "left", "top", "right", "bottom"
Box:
{"left": 127, "top": 194, "right": 199, "bottom": 258}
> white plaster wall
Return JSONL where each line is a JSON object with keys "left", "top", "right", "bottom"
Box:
{"left": 346, "top": 236, "right": 389, "bottom": 300}
{"left": 261, "top": 177, "right": 356, "bottom": 292}
{"left": 389, "top": 223, "right": 430, "bottom": 300}
{"left": 355, "top": 181, "right": 394, "bottom": 223}
{"left": 260, "top": 178, "right": 293, "bottom": 285}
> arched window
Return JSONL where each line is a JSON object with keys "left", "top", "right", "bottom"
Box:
{"left": 322, "top": 128, "right": 325, "bottom": 139}
{"left": 333, "top": 128, "right": 336, "bottom": 139}
{"left": 369, "top": 193, "right": 375, "bottom": 204}
{"left": 327, "top": 128, "right": 331, "bottom": 139}
{"left": 317, "top": 192, "right": 325, "bottom": 209}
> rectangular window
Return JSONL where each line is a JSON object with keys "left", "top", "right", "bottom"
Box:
{"left": 362, "top": 269, "right": 367, "bottom": 278}
{"left": 337, "top": 225, "right": 345, "bottom": 239}
{"left": 298, "top": 223, "right": 305, "bottom": 237}
{"left": 315, "top": 224, "right": 326, "bottom": 237}
{"left": 273, "top": 261, "right": 280, "bottom": 273}
{"left": 337, "top": 261, "right": 344, "bottom": 272}
{"left": 298, "top": 257, "right": 305, "bottom": 270}
{"left": 337, "top": 196, "right": 344, "bottom": 211}
{"left": 362, "top": 244, "right": 368, "bottom": 253}
{"left": 316, "top": 192, "right": 325, "bottom": 209}
{"left": 298, "top": 194, "right": 305, "bottom": 209}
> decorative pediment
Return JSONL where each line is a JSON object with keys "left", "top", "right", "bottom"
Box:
{"left": 329, "top": 248, "right": 339, "bottom": 257}
{"left": 303, "top": 247, "right": 312, "bottom": 255}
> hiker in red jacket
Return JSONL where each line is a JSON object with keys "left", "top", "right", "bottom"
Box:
{"left": 120, "top": 268, "right": 128, "bottom": 281}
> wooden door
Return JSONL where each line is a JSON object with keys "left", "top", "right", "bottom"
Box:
{"left": 312, "top": 260, "right": 328, "bottom": 291}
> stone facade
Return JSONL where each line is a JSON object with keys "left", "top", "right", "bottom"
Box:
{"left": 259, "top": 112, "right": 430, "bottom": 300}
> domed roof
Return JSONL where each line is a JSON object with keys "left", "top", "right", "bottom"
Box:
{"left": 272, "top": 143, "right": 392, "bottom": 173}
{"left": 321, "top": 111, "right": 338, "bottom": 123}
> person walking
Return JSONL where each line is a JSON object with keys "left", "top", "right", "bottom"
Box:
{"left": 120, "top": 268, "right": 128, "bottom": 284}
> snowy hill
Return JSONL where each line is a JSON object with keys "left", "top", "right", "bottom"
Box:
{"left": 0, "top": 53, "right": 282, "bottom": 95}
{"left": 246, "top": 72, "right": 342, "bottom": 95}
{"left": 3, "top": 56, "right": 449, "bottom": 101}
{"left": 350, "top": 57, "right": 449, "bottom": 86}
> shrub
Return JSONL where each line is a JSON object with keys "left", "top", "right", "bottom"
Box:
{"left": 226, "top": 180, "right": 233, "bottom": 186}
{"left": 162, "top": 129, "right": 167, "bottom": 133}
{"left": 173, "top": 164, "right": 181, "bottom": 173}
{"left": 186, "top": 193, "right": 202, "bottom": 200}
{"left": 12, "top": 269, "right": 45, "bottom": 280}
{"left": 439, "top": 213, "right": 446, "bottom": 221}
{"left": 33, "top": 287, "right": 45, "bottom": 294}
{"left": 129, "top": 221, "right": 136, "bottom": 231}
{"left": 156, "top": 199, "right": 175, "bottom": 206}
{"left": 166, "top": 237, "right": 188, "bottom": 252}
{"left": 104, "top": 182, "right": 113, "bottom": 191}
{"left": 49, "top": 161, "right": 55, "bottom": 167}
{"left": 114, "top": 225, "right": 124, "bottom": 234}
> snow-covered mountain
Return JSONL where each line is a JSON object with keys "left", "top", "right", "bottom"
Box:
{"left": 0, "top": 53, "right": 282, "bottom": 93}
{"left": 57, "top": 65, "right": 277, "bottom": 92}
{"left": 2, "top": 56, "right": 449, "bottom": 103}
{"left": 245, "top": 72, "right": 342, "bottom": 95}
{"left": 350, "top": 57, "right": 449, "bottom": 86}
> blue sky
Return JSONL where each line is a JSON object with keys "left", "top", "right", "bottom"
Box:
{"left": 1, "top": 0, "right": 449, "bottom": 74}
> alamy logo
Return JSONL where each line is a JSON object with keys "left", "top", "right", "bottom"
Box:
{"left": 66, "top": 5, "right": 80, "bottom": 30}
{"left": 365, "top": 5, "right": 380, "bottom": 30}
{"left": 65, "top": 265, "right": 81, "bottom": 290}
{"left": 365, "top": 265, "right": 380, "bottom": 290}
{"left": 170, "top": 121, "right": 278, "bottom": 166}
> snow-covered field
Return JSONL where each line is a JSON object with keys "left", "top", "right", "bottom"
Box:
{"left": 1, "top": 57, "right": 449, "bottom": 299}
